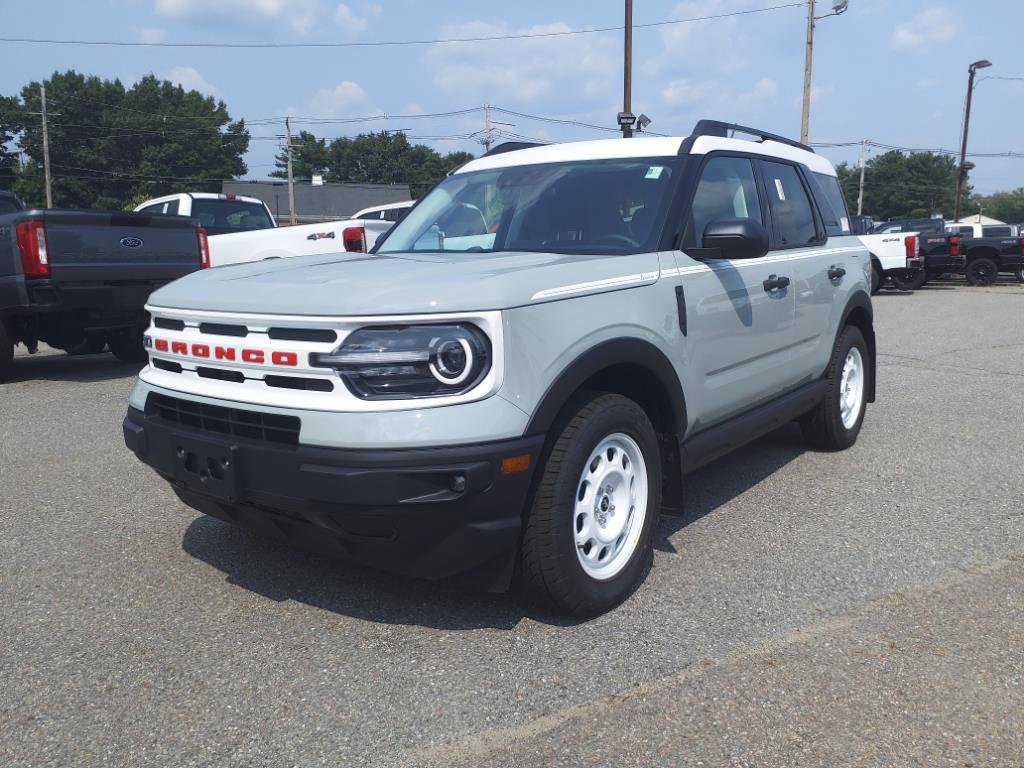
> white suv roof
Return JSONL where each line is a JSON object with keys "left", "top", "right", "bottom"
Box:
{"left": 352, "top": 200, "right": 415, "bottom": 219}
{"left": 459, "top": 131, "right": 836, "bottom": 177}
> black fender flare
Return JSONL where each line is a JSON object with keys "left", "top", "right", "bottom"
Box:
{"left": 524, "top": 338, "right": 687, "bottom": 437}
{"left": 837, "top": 290, "right": 876, "bottom": 403}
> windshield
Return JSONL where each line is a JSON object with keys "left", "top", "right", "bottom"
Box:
{"left": 192, "top": 199, "right": 274, "bottom": 236}
{"left": 377, "top": 158, "right": 680, "bottom": 255}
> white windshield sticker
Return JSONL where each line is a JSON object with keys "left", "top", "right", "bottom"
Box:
{"left": 645, "top": 166, "right": 665, "bottom": 179}
{"left": 840, "top": 216, "right": 850, "bottom": 232}
{"left": 774, "top": 178, "right": 786, "bottom": 201}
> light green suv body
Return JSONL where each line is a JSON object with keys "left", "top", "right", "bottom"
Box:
{"left": 124, "top": 121, "right": 875, "bottom": 615}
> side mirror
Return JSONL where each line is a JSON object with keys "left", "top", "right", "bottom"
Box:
{"left": 702, "top": 218, "right": 769, "bottom": 260}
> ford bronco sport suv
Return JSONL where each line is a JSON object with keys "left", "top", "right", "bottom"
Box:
{"left": 123, "top": 120, "right": 875, "bottom": 616}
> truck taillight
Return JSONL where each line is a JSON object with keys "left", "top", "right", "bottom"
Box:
{"left": 343, "top": 226, "right": 366, "bottom": 252}
{"left": 15, "top": 219, "right": 50, "bottom": 277}
{"left": 1020, "top": 238, "right": 1024, "bottom": 258}
{"left": 904, "top": 235, "right": 918, "bottom": 260}
{"left": 949, "top": 235, "right": 960, "bottom": 257}
{"left": 197, "top": 227, "right": 210, "bottom": 268}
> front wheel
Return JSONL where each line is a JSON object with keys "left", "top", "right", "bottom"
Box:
{"left": 965, "top": 257, "right": 998, "bottom": 286}
{"left": 518, "top": 393, "right": 662, "bottom": 616}
{"left": 108, "top": 330, "right": 148, "bottom": 364}
{"left": 801, "top": 325, "right": 869, "bottom": 450}
{"left": 870, "top": 262, "right": 882, "bottom": 295}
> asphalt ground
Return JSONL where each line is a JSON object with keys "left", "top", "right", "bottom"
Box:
{"left": 2, "top": 276, "right": 1023, "bottom": 767}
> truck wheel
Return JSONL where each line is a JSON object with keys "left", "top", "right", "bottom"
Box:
{"left": 108, "top": 331, "right": 148, "bottom": 364}
{"left": 0, "top": 321, "right": 14, "bottom": 382}
{"left": 518, "top": 393, "right": 662, "bottom": 616}
{"left": 66, "top": 334, "right": 107, "bottom": 356}
{"left": 800, "top": 325, "right": 868, "bottom": 451}
{"left": 870, "top": 262, "right": 882, "bottom": 295}
{"left": 965, "top": 257, "right": 998, "bottom": 286}
{"left": 890, "top": 269, "right": 927, "bottom": 291}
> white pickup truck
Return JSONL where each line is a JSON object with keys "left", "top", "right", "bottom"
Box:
{"left": 858, "top": 230, "right": 923, "bottom": 293}
{"left": 135, "top": 194, "right": 414, "bottom": 268}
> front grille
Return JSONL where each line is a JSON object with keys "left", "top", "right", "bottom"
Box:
{"left": 152, "top": 358, "right": 182, "bottom": 373}
{"left": 199, "top": 322, "right": 247, "bottom": 337}
{"left": 154, "top": 317, "right": 185, "bottom": 331}
{"left": 196, "top": 366, "right": 245, "bottom": 383}
{"left": 146, "top": 393, "right": 300, "bottom": 445}
{"left": 268, "top": 327, "right": 338, "bottom": 343}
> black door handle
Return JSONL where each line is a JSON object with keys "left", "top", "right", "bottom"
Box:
{"left": 763, "top": 274, "right": 790, "bottom": 292}
{"left": 828, "top": 265, "right": 846, "bottom": 280}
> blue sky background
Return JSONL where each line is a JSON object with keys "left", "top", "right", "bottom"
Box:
{"left": 2, "top": 0, "right": 1021, "bottom": 193}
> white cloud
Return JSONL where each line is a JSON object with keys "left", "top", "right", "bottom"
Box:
{"left": 424, "top": 21, "right": 618, "bottom": 107}
{"left": 643, "top": 0, "right": 753, "bottom": 77}
{"left": 154, "top": 0, "right": 318, "bottom": 35}
{"left": 162, "top": 66, "right": 220, "bottom": 97}
{"left": 333, "top": 3, "right": 379, "bottom": 33}
{"left": 295, "top": 80, "right": 372, "bottom": 118}
{"left": 139, "top": 27, "right": 166, "bottom": 44}
{"left": 662, "top": 79, "right": 717, "bottom": 107}
{"left": 890, "top": 8, "right": 957, "bottom": 52}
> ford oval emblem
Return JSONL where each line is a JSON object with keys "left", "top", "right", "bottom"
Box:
{"left": 120, "top": 236, "right": 143, "bottom": 248}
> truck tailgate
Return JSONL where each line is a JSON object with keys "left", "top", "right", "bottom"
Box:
{"left": 42, "top": 210, "right": 201, "bottom": 283}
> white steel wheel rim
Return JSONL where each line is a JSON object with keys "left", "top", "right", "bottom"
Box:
{"left": 839, "top": 347, "right": 865, "bottom": 429}
{"left": 572, "top": 432, "right": 649, "bottom": 581}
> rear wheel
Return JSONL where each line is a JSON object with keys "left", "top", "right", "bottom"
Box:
{"left": 801, "top": 325, "right": 868, "bottom": 451}
{"left": 0, "top": 321, "right": 14, "bottom": 382}
{"left": 870, "top": 261, "right": 882, "bottom": 294}
{"left": 518, "top": 393, "right": 661, "bottom": 616}
{"left": 890, "top": 268, "right": 927, "bottom": 291}
{"left": 966, "top": 257, "right": 998, "bottom": 286}
{"left": 108, "top": 330, "right": 148, "bottom": 364}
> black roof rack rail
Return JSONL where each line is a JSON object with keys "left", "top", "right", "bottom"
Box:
{"left": 483, "top": 141, "right": 545, "bottom": 157}
{"left": 685, "top": 120, "right": 815, "bottom": 154}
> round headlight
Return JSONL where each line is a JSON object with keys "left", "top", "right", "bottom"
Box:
{"left": 431, "top": 337, "right": 472, "bottom": 384}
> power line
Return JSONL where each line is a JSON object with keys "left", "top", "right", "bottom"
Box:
{"left": 0, "top": 3, "right": 806, "bottom": 49}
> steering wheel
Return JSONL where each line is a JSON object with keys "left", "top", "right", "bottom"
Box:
{"left": 593, "top": 233, "right": 640, "bottom": 248}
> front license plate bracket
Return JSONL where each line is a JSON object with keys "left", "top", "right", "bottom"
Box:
{"left": 172, "top": 436, "right": 241, "bottom": 502}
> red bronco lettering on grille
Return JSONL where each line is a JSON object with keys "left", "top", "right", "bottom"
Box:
{"left": 152, "top": 339, "right": 300, "bottom": 367}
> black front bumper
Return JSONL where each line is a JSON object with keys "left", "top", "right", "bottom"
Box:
{"left": 123, "top": 406, "right": 543, "bottom": 590}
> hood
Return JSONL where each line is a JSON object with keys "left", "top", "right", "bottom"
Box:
{"left": 148, "top": 250, "right": 663, "bottom": 316}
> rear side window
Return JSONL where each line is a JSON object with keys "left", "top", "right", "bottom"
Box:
{"left": 686, "top": 156, "right": 762, "bottom": 247}
{"left": 762, "top": 161, "right": 820, "bottom": 248}
{"left": 811, "top": 172, "right": 850, "bottom": 236}
{"left": 138, "top": 203, "right": 165, "bottom": 215}
{"left": 165, "top": 200, "right": 180, "bottom": 215}
{"left": 0, "top": 198, "right": 24, "bottom": 214}
{"left": 191, "top": 200, "right": 274, "bottom": 235}
{"left": 982, "top": 225, "right": 1012, "bottom": 237}
{"left": 382, "top": 207, "right": 407, "bottom": 222}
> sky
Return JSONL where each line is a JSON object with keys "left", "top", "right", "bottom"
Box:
{"left": 2, "top": 0, "right": 1022, "bottom": 194}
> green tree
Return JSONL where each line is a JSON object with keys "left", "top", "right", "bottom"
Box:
{"left": 835, "top": 150, "right": 965, "bottom": 221}
{"left": 0, "top": 95, "right": 20, "bottom": 191}
{"left": 966, "top": 188, "right": 1024, "bottom": 223}
{"left": 274, "top": 130, "right": 475, "bottom": 196}
{"left": 5, "top": 70, "right": 249, "bottom": 208}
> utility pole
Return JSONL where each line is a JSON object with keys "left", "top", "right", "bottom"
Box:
{"left": 285, "top": 116, "right": 296, "bottom": 226}
{"left": 482, "top": 104, "right": 493, "bottom": 153}
{"left": 856, "top": 138, "right": 868, "bottom": 216}
{"left": 954, "top": 59, "right": 992, "bottom": 221}
{"left": 621, "top": 0, "right": 634, "bottom": 138}
{"left": 40, "top": 85, "right": 53, "bottom": 208}
{"left": 800, "top": 0, "right": 816, "bottom": 145}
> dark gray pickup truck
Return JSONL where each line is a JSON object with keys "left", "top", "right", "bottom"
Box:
{"left": 0, "top": 197, "right": 208, "bottom": 380}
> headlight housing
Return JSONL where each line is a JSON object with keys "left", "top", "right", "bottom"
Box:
{"left": 311, "top": 323, "right": 491, "bottom": 399}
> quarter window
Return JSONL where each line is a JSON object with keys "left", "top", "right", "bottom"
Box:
{"left": 686, "top": 156, "right": 762, "bottom": 247}
{"left": 762, "top": 161, "right": 819, "bottom": 247}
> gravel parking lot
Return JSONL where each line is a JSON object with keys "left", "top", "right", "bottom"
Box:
{"left": 2, "top": 279, "right": 1023, "bottom": 767}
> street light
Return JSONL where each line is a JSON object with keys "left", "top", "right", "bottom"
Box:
{"left": 800, "top": 0, "right": 849, "bottom": 144}
{"left": 954, "top": 59, "right": 993, "bottom": 221}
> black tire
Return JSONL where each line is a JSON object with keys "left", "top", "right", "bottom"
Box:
{"left": 107, "top": 331, "right": 148, "bottom": 364}
{"left": 870, "top": 261, "right": 882, "bottom": 295}
{"left": 66, "top": 334, "right": 107, "bottom": 356}
{"left": 800, "top": 325, "right": 869, "bottom": 451}
{"left": 518, "top": 392, "right": 662, "bottom": 616}
{"left": 965, "top": 257, "right": 998, "bottom": 286}
{"left": 0, "top": 321, "right": 14, "bottom": 383}
{"left": 889, "top": 268, "right": 927, "bottom": 291}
